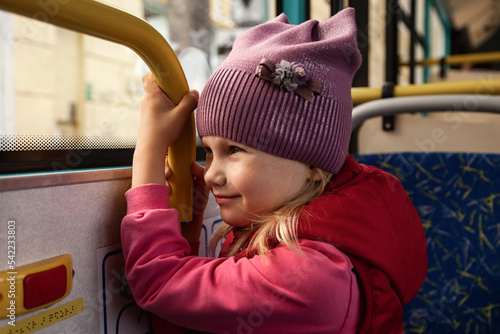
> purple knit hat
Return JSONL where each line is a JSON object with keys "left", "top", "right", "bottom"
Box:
{"left": 197, "top": 8, "right": 361, "bottom": 174}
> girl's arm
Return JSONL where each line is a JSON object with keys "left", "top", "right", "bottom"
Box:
{"left": 121, "top": 192, "right": 359, "bottom": 334}
{"left": 131, "top": 73, "right": 198, "bottom": 188}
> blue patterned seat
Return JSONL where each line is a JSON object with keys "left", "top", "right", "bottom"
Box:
{"left": 354, "top": 152, "right": 500, "bottom": 334}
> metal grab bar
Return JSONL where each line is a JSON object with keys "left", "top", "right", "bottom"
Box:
{"left": 0, "top": 0, "right": 196, "bottom": 231}
{"left": 351, "top": 78, "right": 500, "bottom": 105}
{"left": 352, "top": 94, "right": 500, "bottom": 130}
{"left": 400, "top": 51, "right": 500, "bottom": 67}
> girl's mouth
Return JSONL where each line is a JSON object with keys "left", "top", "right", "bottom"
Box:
{"left": 214, "top": 194, "right": 239, "bottom": 205}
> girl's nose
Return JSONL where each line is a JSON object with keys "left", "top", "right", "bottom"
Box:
{"left": 204, "top": 158, "right": 226, "bottom": 187}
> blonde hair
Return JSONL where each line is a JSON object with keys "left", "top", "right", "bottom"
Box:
{"left": 209, "top": 167, "right": 333, "bottom": 258}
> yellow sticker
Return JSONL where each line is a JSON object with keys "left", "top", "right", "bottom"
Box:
{"left": 0, "top": 298, "right": 84, "bottom": 334}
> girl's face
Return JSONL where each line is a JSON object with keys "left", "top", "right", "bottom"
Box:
{"left": 202, "top": 136, "right": 313, "bottom": 227}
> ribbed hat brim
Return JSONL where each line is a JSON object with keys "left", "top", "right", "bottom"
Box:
{"left": 197, "top": 68, "right": 351, "bottom": 174}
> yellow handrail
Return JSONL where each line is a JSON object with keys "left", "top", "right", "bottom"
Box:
{"left": 0, "top": 0, "right": 196, "bottom": 229}
{"left": 400, "top": 51, "right": 500, "bottom": 67}
{"left": 352, "top": 78, "right": 500, "bottom": 105}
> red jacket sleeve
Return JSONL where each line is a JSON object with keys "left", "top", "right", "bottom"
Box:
{"left": 121, "top": 184, "right": 360, "bottom": 334}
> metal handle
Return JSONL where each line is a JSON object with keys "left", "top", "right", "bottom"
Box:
{"left": 400, "top": 51, "right": 500, "bottom": 67}
{"left": 352, "top": 94, "right": 500, "bottom": 130}
{"left": 352, "top": 78, "right": 500, "bottom": 105}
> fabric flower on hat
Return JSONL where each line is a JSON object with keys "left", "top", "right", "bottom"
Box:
{"left": 291, "top": 63, "right": 309, "bottom": 86}
{"left": 272, "top": 60, "right": 298, "bottom": 91}
{"left": 255, "top": 58, "right": 321, "bottom": 102}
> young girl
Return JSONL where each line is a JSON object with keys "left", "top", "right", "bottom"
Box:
{"left": 121, "top": 8, "right": 428, "bottom": 334}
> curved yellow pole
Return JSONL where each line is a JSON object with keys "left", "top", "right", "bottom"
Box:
{"left": 352, "top": 78, "right": 500, "bottom": 105}
{"left": 0, "top": 0, "right": 196, "bottom": 227}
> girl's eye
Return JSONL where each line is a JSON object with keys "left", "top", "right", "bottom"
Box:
{"left": 203, "top": 146, "right": 212, "bottom": 154}
{"left": 229, "top": 146, "right": 245, "bottom": 154}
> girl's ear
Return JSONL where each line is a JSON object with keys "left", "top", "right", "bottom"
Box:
{"left": 309, "top": 166, "right": 323, "bottom": 182}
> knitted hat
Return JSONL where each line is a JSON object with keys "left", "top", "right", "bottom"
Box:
{"left": 197, "top": 8, "right": 361, "bottom": 174}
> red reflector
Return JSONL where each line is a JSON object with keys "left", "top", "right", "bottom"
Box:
{"left": 23, "top": 265, "right": 67, "bottom": 309}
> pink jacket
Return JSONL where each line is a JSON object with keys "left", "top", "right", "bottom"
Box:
{"left": 121, "top": 184, "right": 361, "bottom": 333}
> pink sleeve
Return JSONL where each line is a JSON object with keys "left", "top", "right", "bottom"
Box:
{"left": 121, "top": 184, "right": 360, "bottom": 334}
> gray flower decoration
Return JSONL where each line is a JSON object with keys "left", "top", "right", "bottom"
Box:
{"left": 272, "top": 60, "right": 298, "bottom": 91}
{"left": 255, "top": 58, "right": 322, "bottom": 102}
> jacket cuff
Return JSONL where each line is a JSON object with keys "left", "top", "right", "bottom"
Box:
{"left": 125, "top": 184, "right": 170, "bottom": 214}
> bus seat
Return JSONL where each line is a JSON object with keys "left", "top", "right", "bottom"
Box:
{"left": 354, "top": 152, "right": 500, "bottom": 334}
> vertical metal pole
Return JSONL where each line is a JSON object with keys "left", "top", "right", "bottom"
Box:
{"left": 276, "top": 0, "right": 283, "bottom": 15}
{"left": 434, "top": 1, "right": 451, "bottom": 78}
{"left": 330, "top": 0, "right": 344, "bottom": 16}
{"left": 350, "top": 0, "right": 369, "bottom": 88}
{"left": 424, "top": 0, "right": 431, "bottom": 82}
{"left": 385, "top": 0, "right": 398, "bottom": 85}
{"left": 409, "top": 0, "right": 416, "bottom": 84}
{"left": 281, "top": 0, "right": 307, "bottom": 24}
{"left": 383, "top": 0, "right": 398, "bottom": 131}
{"left": 348, "top": 1, "right": 369, "bottom": 154}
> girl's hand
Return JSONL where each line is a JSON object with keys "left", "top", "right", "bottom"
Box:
{"left": 192, "top": 162, "right": 209, "bottom": 220}
{"left": 165, "top": 161, "right": 208, "bottom": 217}
{"left": 132, "top": 73, "right": 199, "bottom": 188}
{"left": 180, "top": 162, "right": 210, "bottom": 247}
{"left": 138, "top": 73, "right": 198, "bottom": 156}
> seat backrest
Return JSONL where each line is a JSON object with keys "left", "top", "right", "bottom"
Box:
{"left": 354, "top": 152, "right": 500, "bottom": 334}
